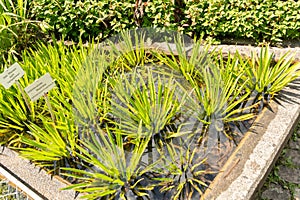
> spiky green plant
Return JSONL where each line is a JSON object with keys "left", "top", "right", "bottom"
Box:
{"left": 153, "top": 138, "right": 214, "bottom": 200}
{"left": 62, "top": 123, "right": 157, "bottom": 199}
{"left": 190, "top": 55, "right": 255, "bottom": 124}
{"left": 105, "top": 29, "right": 148, "bottom": 71}
{"left": 153, "top": 35, "right": 208, "bottom": 83}
{"left": 0, "top": 41, "right": 96, "bottom": 150}
{"left": 16, "top": 114, "right": 77, "bottom": 173}
{"left": 0, "top": 85, "right": 33, "bottom": 145}
{"left": 154, "top": 37, "right": 255, "bottom": 125}
{"left": 72, "top": 48, "right": 109, "bottom": 134}
{"left": 3, "top": 41, "right": 97, "bottom": 172}
{"left": 241, "top": 46, "right": 300, "bottom": 101}
{"left": 110, "top": 66, "right": 188, "bottom": 139}
{"left": 0, "top": 0, "right": 47, "bottom": 64}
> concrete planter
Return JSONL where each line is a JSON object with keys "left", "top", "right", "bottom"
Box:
{"left": 0, "top": 45, "right": 299, "bottom": 200}
{"left": 0, "top": 147, "right": 78, "bottom": 200}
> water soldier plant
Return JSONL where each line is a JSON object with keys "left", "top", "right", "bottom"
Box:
{"left": 0, "top": 29, "right": 300, "bottom": 199}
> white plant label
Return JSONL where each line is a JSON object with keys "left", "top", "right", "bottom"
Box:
{"left": 0, "top": 63, "right": 25, "bottom": 89}
{"left": 25, "top": 73, "right": 55, "bottom": 101}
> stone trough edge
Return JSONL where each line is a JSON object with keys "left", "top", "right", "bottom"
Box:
{"left": 216, "top": 91, "right": 299, "bottom": 199}
{"left": 0, "top": 147, "right": 79, "bottom": 200}
{"left": 201, "top": 91, "right": 300, "bottom": 198}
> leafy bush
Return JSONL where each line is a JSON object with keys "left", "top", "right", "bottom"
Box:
{"left": 28, "top": 0, "right": 300, "bottom": 44}
{"left": 143, "top": 0, "right": 178, "bottom": 30}
{"left": 30, "top": 0, "right": 136, "bottom": 42}
{"left": 183, "top": 0, "right": 300, "bottom": 43}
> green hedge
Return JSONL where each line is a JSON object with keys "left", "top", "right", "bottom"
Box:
{"left": 30, "top": 0, "right": 136, "bottom": 42}
{"left": 183, "top": 0, "right": 300, "bottom": 42}
{"left": 30, "top": 0, "right": 300, "bottom": 44}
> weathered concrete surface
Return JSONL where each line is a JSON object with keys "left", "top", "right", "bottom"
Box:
{"left": 211, "top": 45, "right": 300, "bottom": 63}
{"left": 0, "top": 148, "right": 78, "bottom": 200}
{"left": 146, "top": 42, "right": 300, "bottom": 63}
{"left": 202, "top": 80, "right": 300, "bottom": 200}
{"left": 261, "top": 183, "right": 291, "bottom": 200}
{"left": 295, "top": 188, "right": 300, "bottom": 200}
{"left": 259, "top": 129, "right": 300, "bottom": 200}
{"left": 285, "top": 149, "right": 300, "bottom": 166}
{"left": 278, "top": 166, "right": 300, "bottom": 184}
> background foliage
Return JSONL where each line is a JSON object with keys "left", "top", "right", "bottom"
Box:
{"left": 29, "top": 0, "right": 300, "bottom": 44}
{"left": 1, "top": 0, "right": 299, "bottom": 65}
{"left": 30, "top": 0, "right": 136, "bottom": 42}
{"left": 183, "top": 0, "right": 300, "bottom": 43}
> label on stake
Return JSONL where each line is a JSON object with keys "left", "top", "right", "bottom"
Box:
{"left": 25, "top": 73, "right": 55, "bottom": 101}
{"left": 0, "top": 63, "right": 25, "bottom": 89}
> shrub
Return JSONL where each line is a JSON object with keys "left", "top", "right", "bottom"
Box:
{"left": 143, "top": 0, "right": 178, "bottom": 30}
{"left": 183, "top": 0, "right": 300, "bottom": 43}
{"left": 29, "top": 0, "right": 300, "bottom": 45}
{"left": 30, "top": 0, "right": 136, "bottom": 42}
